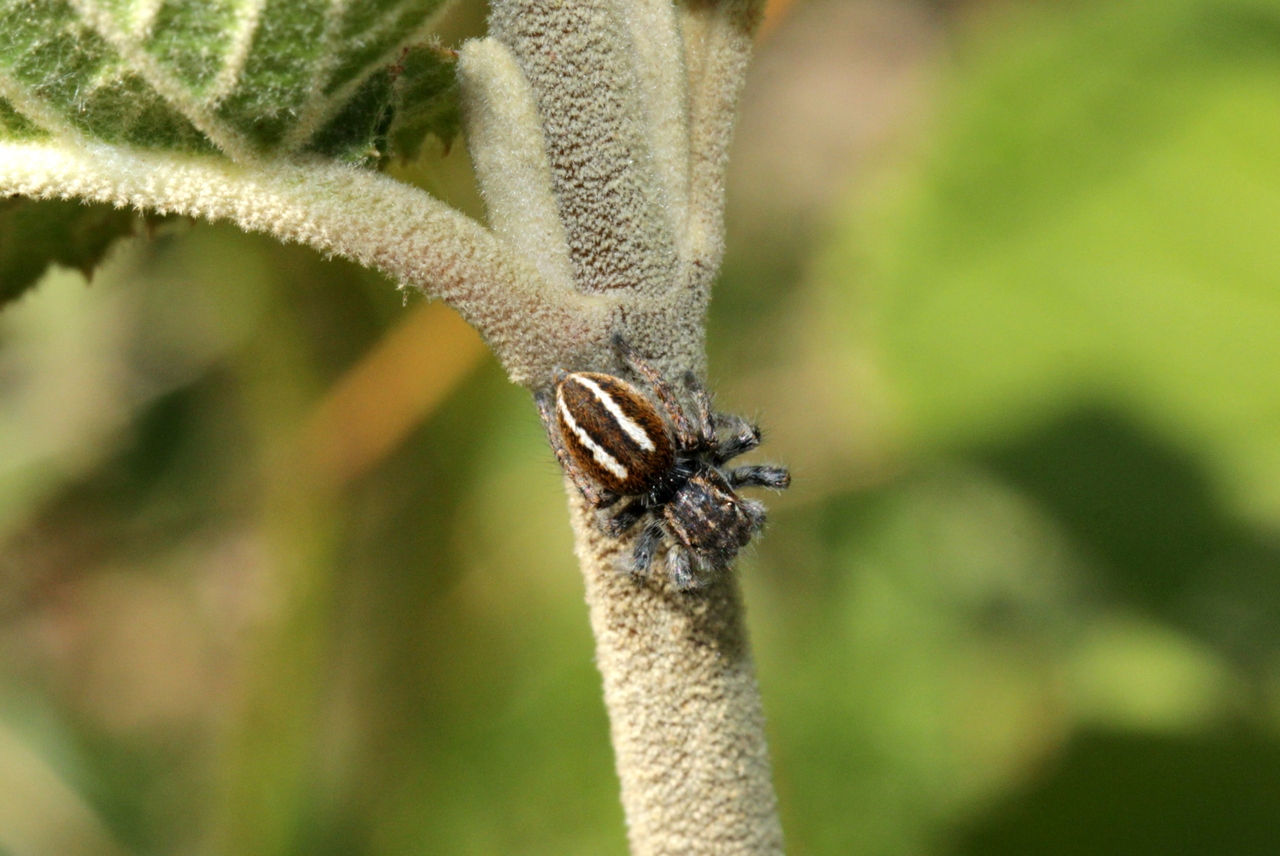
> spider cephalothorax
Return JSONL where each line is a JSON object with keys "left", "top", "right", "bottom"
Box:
{"left": 536, "top": 339, "right": 790, "bottom": 589}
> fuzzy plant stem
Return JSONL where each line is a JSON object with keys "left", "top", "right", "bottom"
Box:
{"left": 572, "top": 496, "right": 784, "bottom": 855}
{"left": 461, "top": 1, "right": 783, "bottom": 853}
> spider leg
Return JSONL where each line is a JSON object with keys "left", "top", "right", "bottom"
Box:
{"left": 713, "top": 418, "right": 762, "bottom": 464}
{"left": 666, "top": 548, "right": 698, "bottom": 590}
{"left": 536, "top": 389, "right": 618, "bottom": 510}
{"left": 607, "top": 500, "right": 647, "bottom": 537}
{"left": 727, "top": 465, "right": 791, "bottom": 491}
{"left": 683, "top": 370, "right": 718, "bottom": 450}
{"left": 613, "top": 336, "right": 697, "bottom": 450}
{"left": 632, "top": 522, "right": 665, "bottom": 576}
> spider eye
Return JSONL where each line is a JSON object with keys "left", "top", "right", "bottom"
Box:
{"left": 555, "top": 372, "right": 674, "bottom": 495}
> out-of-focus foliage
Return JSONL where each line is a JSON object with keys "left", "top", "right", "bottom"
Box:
{"left": 0, "top": 199, "right": 141, "bottom": 306}
{"left": 2, "top": 0, "right": 1280, "bottom": 854}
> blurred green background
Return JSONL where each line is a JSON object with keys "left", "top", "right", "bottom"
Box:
{"left": 3, "top": 0, "right": 1280, "bottom": 853}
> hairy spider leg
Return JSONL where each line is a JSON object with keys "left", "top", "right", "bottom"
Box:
{"left": 632, "top": 523, "right": 665, "bottom": 575}
{"left": 607, "top": 500, "right": 647, "bottom": 537}
{"left": 742, "top": 498, "right": 768, "bottom": 531}
{"left": 712, "top": 418, "right": 762, "bottom": 465}
{"left": 682, "top": 370, "right": 718, "bottom": 450}
{"left": 666, "top": 548, "right": 697, "bottom": 590}
{"left": 613, "top": 336, "right": 697, "bottom": 450}
{"left": 536, "top": 389, "right": 618, "bottom": 509}
{"left": 728, "top": 465, "right": 791, "bottom": 491}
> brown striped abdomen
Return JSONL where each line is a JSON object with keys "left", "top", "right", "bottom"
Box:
{"left": 555, "top": 372, "right": 674, "bottom": 495}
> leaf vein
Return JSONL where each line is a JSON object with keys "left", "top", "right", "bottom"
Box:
{"left": 280, "top": 0, "right": 355, "bottom": 152}
{"left": 284, "top": 0, "right": 448, "bottom": 154}
{"left": 70, "top": 0, "right": 255, "bottom": 159}
{"left": 0, "top": 75, "right": 91, "bottom": 144}
{"left": 206, "top": 0, "right": 266, "bottom": 103}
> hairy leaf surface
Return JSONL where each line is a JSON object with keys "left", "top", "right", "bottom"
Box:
{"left": 0, "top": 0, "right": 457, "bottom": 160}
{"left": 0, "top": 0, "right": 459, "bottom": 295}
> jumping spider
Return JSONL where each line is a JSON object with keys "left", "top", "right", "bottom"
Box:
{"left": 536, "top": 338, "right": 790, "bottom": 589}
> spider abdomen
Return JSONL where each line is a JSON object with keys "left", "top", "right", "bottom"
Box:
{"left": 555, "top": 372, "right": 675, "bottom": 496}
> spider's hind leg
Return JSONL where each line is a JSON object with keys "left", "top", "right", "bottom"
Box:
{"left": 607, "top": 500, "right": 647, "bottom": 537}
{"left": 612, "top": 336, "right": 697, "bottom": 449}
{"left": 682, "top": 370, "right": 718, "bottom": 450}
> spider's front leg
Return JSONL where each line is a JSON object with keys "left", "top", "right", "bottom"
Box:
{"left": 712, "top": 417, "right": 763, "bottom": 465}
{"left": 666, "top": 548, "right": 700, "bottom": 590}
{"left": 728, "top": 465, "right": 791, "bottom": 491}
{"left": 536, "top": 390, "right": 619, "bottom": 511}
{"left": 742, "top": 498, "right": 769, "bottom": 532}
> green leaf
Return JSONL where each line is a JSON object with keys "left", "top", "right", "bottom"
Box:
{"left": 0, "top": 198, "right": 139, "bottom": 305}
{"left": 387, "top": 44, "right": 461, "bottom": 160}
{"left": 306, "top": 44, "right": 459, "bottom": 165}
{"left": 305, "top": 65, "right": 398, "bottom": 164}
{"left": 0, "top": 0, "right": 460, "bottom": 294}
{"left": 0, "top": 0, "right": 456, "bottom": 159}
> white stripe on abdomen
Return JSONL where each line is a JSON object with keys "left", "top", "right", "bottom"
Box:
{"left": 571, "top": 375, "right": 657, "bottom": 452}
{"left": 558, "top": 397, "right": 628, "bottom": 480}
